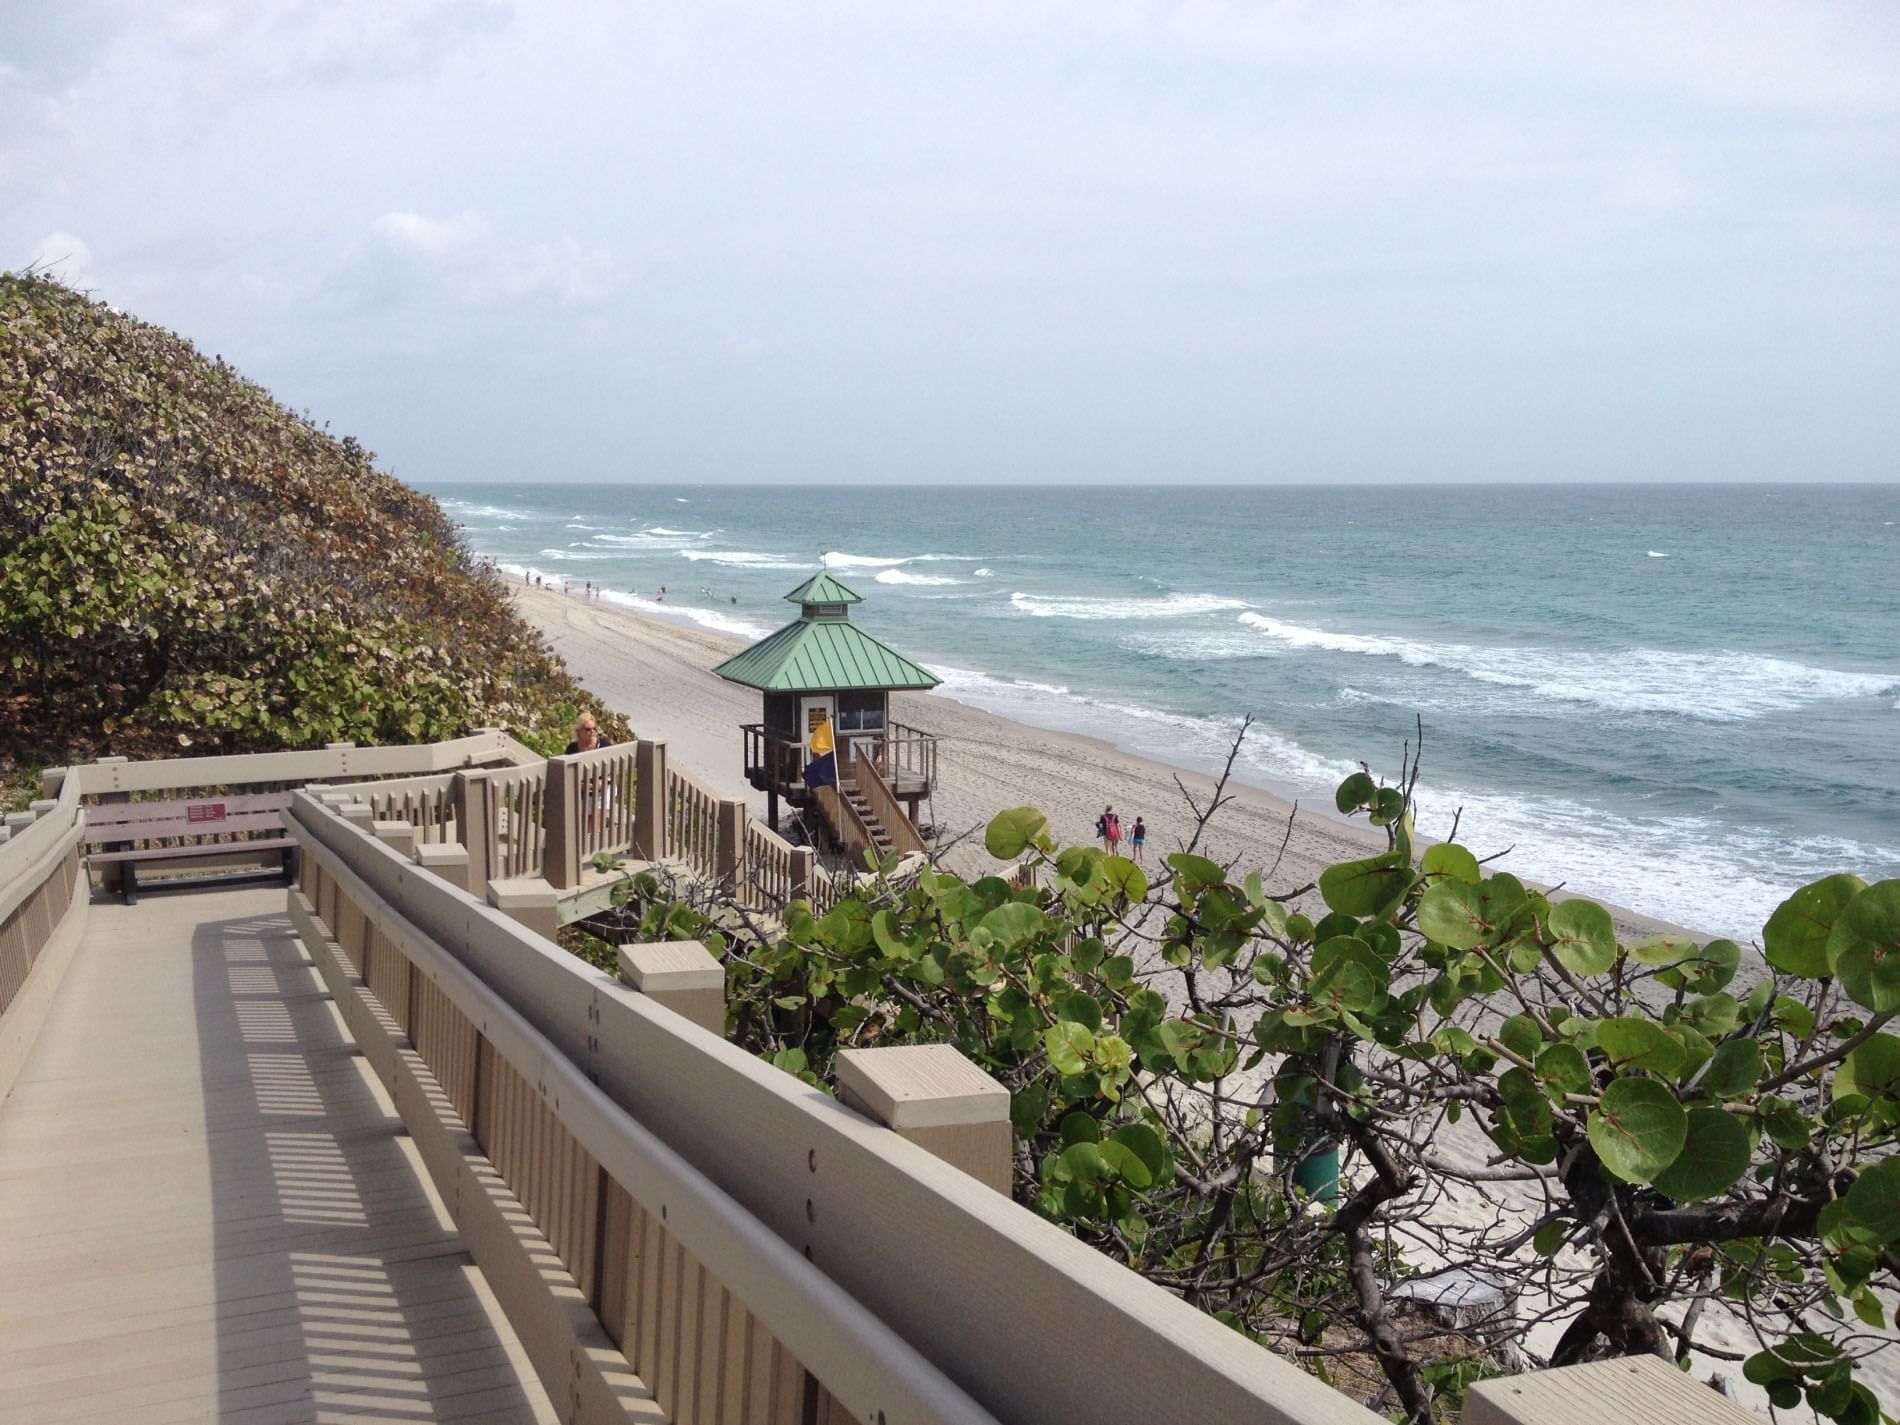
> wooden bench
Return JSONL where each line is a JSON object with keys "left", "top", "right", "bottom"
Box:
{"left": 84, "top": 793, "right": 297, "bottom": 904}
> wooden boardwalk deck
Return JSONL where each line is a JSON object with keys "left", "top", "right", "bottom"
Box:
{"left": 0, "top": 886, "right": 559, "bottom": 1425}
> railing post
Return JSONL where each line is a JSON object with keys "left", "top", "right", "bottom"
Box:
{"left": 1463, "top": 1355, "right": 1756, "bottom": 1425}
{"left": 790, "top": 846, "right": 815, "bottom": 900}
{"left": 834, "top": 1045, "right": 1013, "bottom": 1194}
{"left": 339, "top": 802, "right": 375, "bottom": 833}
{"left": 618, "top": 940, "right": 725, "bottom": 1034}
{"left": 372, "top": 819, "right": 415, "bottom": 858}
{"left": 451, "top": 770, "right": 492, "bottom": 891}
{"left": 715, "top": 798, "right": 745, "bottom": 888}
{"left": 28, "top": 799, "right": 57, "bottom": 820}
{"left": 413, "top": 842, "right": 473, "bottom": 894}
{"left": 487, "top": 876, "right": 560, "bottom": 939}
{"left": 632, "top": 740, "right": 667, "bottom": 861}
{"left": 543, "top": 753, "right": 582, "bottom": 890}
{"left": 3, "top": 813, "right": 34, "bottom": 837}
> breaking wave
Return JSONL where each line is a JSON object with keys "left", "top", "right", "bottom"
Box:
{"left": 1236, "top": 613, "right": 1900, "bottom": 721}
{"left": 1009, "top": 591, "right": 1249, "bottom": 621}
{"left": 875, "top": 568, "right": 961, "bottom": 586}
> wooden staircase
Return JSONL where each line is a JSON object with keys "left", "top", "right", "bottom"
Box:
{"left": 842, "top": 778, "right": 896, "bottom": 857}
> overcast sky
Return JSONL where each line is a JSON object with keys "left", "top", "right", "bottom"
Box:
{"left": 5, "top": 3, "right": 1897, "bottom": 485}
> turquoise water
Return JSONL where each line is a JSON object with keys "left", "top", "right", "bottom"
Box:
{"left": 430, "top": 482, "right": 1900, "bottom": 939}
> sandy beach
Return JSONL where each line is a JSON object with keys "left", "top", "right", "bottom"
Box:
{"left": 512, "top": 582, "right": 1699, "bottom": 945}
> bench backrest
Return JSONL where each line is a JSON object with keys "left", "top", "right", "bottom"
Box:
{"left": 83, "top": 792, "right": 293, "bottom": 845}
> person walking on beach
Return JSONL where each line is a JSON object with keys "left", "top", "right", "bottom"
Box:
{"left": 1096, "top": 806, "right": 1112, "bottom": 850}
{"left": 1130, "top": 816, "right": 1146, "bottom": 864}
{"left": 1106, "top": 809, "right": 1121, "bottom": 855}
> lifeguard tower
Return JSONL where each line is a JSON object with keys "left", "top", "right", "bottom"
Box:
{"left": 713, "top": 572, "right": 941, "bottom": 860}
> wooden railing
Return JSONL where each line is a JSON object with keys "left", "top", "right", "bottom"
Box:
{"left": 356, "top": 770, "right": 460, "bottom": 843}
{"left": 484, "top": 763, "right": 548, "bottom": 880}
{"left": 813, "top": 782, "right": 878, "bottom": 870}
{"left": 740, "top": 818, "right": 798, "bottom": 911}
{"left": 846, "top": 750, "right": 929, "bottom": 861}
{"left": 285, "top": 794, "right": 1376, "bottom": 1425}
{"left": 0, "top": 773, "right": 87, "bottom": 1104}
{"left": 667, "top": 765, "right": 721, "bottom": 880}
{"left": 574, "top": 741, "right": 639, "bottom": 861}
{"left": 741, "top": 723, "right": 806, "bottom": 789}
{"left": 744, "top": 722, "right": 939, "bottom": 795}
{"left": 882, "top": 721, "right": 938, "bottom": 787}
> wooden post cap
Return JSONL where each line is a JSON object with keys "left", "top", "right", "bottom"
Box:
{"left": 835, "top": 1046, "right": 1012, "bottom": 1193}
{"left": 29, "top": 799, "right": 58, "bottom": 819}
{"left": 338, "top": 802, "right": 375, "bottom": 829}
{"left": 4, "top": 812, "right": 35, "bottom": 834}
{"left": 318, "top": 790, "right": 353, "bottom": 806}
{"left": 618, "top": 940, "right": 724, "bottom": 993}
{"left": 618, "top": 941, "right": 725, "bottom": 1034}
{"left": 835, "top": 1045, "right": 1010, "bottom": 1131}
{"left": 412, "top": 842, "right": 472, "bottom": 892}
{"left": 486, "top": 876, "right": 561, "bottom": 939}
{"left": 1464, "top": 1354, "right": 1757, "bottom": 1425}
{"left": 372, "top": 819, "right": 416, "bottom": 855}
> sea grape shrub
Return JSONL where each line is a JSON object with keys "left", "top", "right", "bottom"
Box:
{"left": 718, "top": 777, "right": 1900, "bottom": 1423}
{"left": 0, "top": 273, "right": 624, "bottom": 763}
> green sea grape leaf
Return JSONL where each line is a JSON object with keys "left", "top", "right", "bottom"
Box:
{"left": 979, "top": 900, "right": 1046, "bottom": 947}
{"left": 1499, "top": 1013, "right": 1543, "bottom": 1062}
{"left": 1595, "top": 1017, "right": 1686, "bottom": 1076}
{"left": 1547, "top": 898, "right": 1619, "bottom": 976}
{"left": 1834, "top": 1033, "right": 1900, "bottom": 1106}
{"left": 1318, "top": 853, "right": 1414, "bottom": 919}
{"left": 1653, "top": 1107, "right": 1751, "bottom": 1203}
{"left": 1843, "top": 1156, "right": 1900, "bottom": 1246}
{"left": 1702, "top": 1038, "right": 1763, "bottom": 1099}
{"left": 1764, "top": 874, "right": 1867, "bottom": 978}
{"left": 1418, "top": 881, "right": 1486, "bottom": 950}
{"left": 1532, "top": 1219, "right": 1570, "bottom": 1256}
{"left": 1827, "top": 880, "right": 1900, "bottom": 1012}
{"left": 1108, "top": 1123, "right": 1170, "bottom": 1186}
{"left": 1535, "top": 1042, "right": 1592, "bottom": 1096}
{"left": 984, "top": 806, "right": 1048, "bottom": 861}
{"left": 1650, "top": 938, "right": 1741, "bottom": 994}
{"left": 1098, "top": 855, "right": 1147, "bottom": 903}
{"left": 1334, "top": 771, "right": 1376, "bottom": 814}
{"left": 1422, "top": 842, "right": 1481, "bottom": 885}
{"left": 1630, "top": 933, "right": 1702, "bottom": 968}
{"left": 1589, "top": 1078, "right": 1688, "bottom": 1184}
{"left": 1167, "top": 852, "right": 1227, "bottom": 889}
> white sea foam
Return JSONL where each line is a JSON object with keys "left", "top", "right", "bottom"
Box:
{"left": 875, "top": 568, "right": 961, "bottom": 586}
{"left": 973, "top": 567, "right": 994, "bottom": 577}
{"left": 1236, "top": 613, "right": 1899, "bottom": 721}
{"left": 678, "top": 550, "right": 814, "bottom": 570}
{"left": 537, "top": 548, "right": 617, "bottom": 561}
{"left": 442, "top": 500, "right": 536, "bottom": 521}
{"left": 1647, "top": 550, "right": 1669, "bottom": 558}
{"left": 931, "top": 665, "right": 1358, "bottom": 802}
{"left": 595, "top": 588, "right": 773, "bottom": 639}
{"left": 647, "top": 526, "right": 712, "bottom": 537}
{"left": 1010, "top": 591, "right": 1249, "bottom": 621}
{"left": 823, "top": 550, "right": 982, "bottom": 569}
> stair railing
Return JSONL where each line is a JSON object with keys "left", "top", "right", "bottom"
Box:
{"left": 847, "top": 744, "right": 929, "bottom": 861}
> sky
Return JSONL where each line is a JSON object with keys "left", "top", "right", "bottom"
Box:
{"left": 4, "top": 2, "right": 1898, "bottom": 486}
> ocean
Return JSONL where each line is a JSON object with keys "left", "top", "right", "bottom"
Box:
{"left": 427, "top": 482, "right": 1900, "bottom": 941}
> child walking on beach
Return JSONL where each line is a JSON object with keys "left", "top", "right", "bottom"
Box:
{"left": 1105, "top": 808, "right": 1121, "bottom": 855}
{"left": 1130, "top": 817, "right": 1146, "bottom": 863}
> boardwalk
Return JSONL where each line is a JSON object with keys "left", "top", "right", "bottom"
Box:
{"left": 0, "top": 887, "right": 556, "bottom": 1425}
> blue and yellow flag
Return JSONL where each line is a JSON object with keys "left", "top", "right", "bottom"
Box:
{"left": 804, "top": 716, "right": 837, "bottom": 788}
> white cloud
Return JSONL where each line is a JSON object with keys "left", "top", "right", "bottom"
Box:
{"left": 357, "top": 209, "right": 618, "bottom": 307}
{"left": 28, "top": 231, "right": 95, "bottom": 288}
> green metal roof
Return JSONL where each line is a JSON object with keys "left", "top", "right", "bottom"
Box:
{"left": 712, "top": 616, "right": 941, "bottom": 692}
{"left": 781, "top": 571, "right": 863, "bottom": 606}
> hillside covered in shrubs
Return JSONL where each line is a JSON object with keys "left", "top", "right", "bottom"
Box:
{"left": 0, "top": 272, "right": 626, "bottom": 773}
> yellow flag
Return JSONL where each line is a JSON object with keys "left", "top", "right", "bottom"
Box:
{"left": 809, "top": 717, "right": 834, "bottom": 757}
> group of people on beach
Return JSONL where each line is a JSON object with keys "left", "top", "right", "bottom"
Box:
{"left": 1095, "top": 806, "right": 1146, "bottom": 863}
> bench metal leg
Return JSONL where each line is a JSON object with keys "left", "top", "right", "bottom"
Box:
{"left": 122, "top": 859, "right": 138, "bottom": 907}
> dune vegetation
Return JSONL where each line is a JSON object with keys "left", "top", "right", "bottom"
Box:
{"left": 0, "top": 272, "right": 626, "bottom": 792}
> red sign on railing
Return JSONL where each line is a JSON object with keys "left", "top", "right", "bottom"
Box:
{"left": 187, "top": 803, "right": 227, "bottom": 823}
